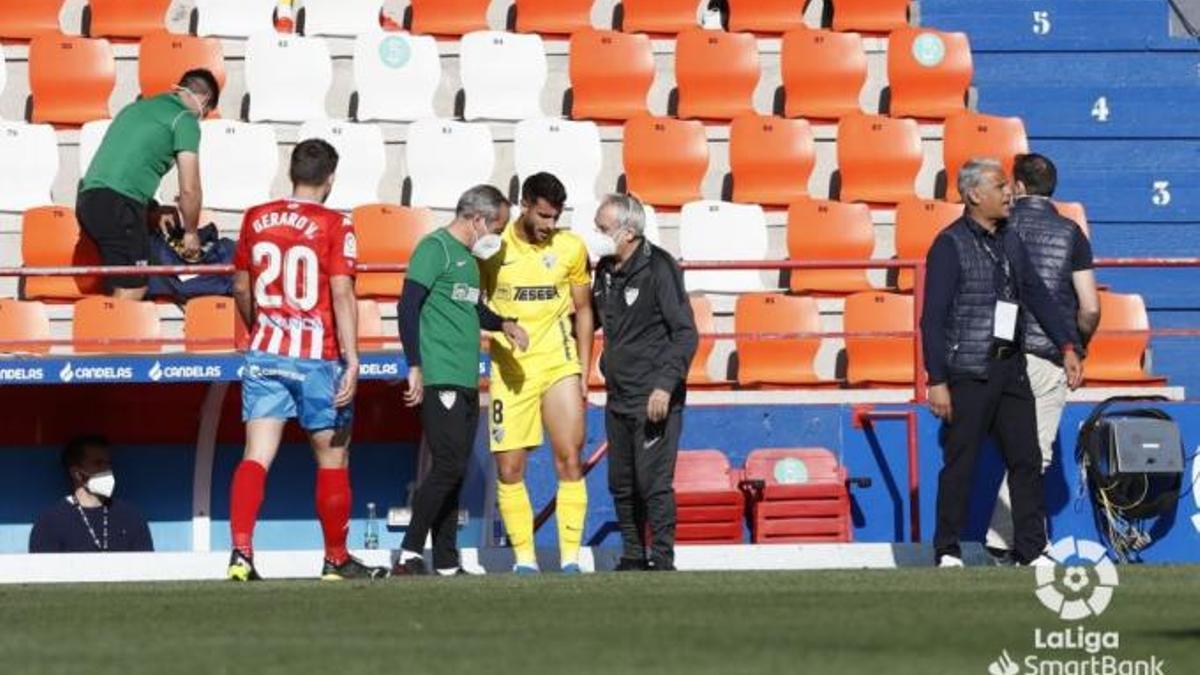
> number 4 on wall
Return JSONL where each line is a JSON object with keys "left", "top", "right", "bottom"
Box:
{"left": 1091, "top": 97, "right": 1110, "bottom": 123}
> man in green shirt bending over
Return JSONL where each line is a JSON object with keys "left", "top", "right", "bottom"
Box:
{"left": 78, "top": 68, "right": 220, "bottom": 299}
{"left": 392, "top": 185, "right": 529, "bottom": 576}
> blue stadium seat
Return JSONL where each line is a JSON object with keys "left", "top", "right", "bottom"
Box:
{"left": 971, "top": 53, "right": 1200, "bottom": 88}
{"left": 976, "top": 86, "right": 1200, "bottom": 139}
{"left": 1036, "top": 139, "right": 1200, "bottom": 223}
{"left": 919, "top": 0, "right": 1189, "bottom": 52}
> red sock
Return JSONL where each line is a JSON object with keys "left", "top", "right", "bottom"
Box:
{"left": 230, "top": 460, "right": 267, "bottom": 557}
{"left": 316, "top": 467, "right": 352, "bottom": 565}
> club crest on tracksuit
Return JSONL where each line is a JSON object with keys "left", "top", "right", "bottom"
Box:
{"left": 624, "top": 287, "right": 639, "bottom": 306}
{"left": 439, "top": 390, "right": 457, "bottom": 410}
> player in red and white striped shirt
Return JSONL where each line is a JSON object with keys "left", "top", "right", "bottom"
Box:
{"left": 227, "top": 139, "right": 385, "bottom": 581}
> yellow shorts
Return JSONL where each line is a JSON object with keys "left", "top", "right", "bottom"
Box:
{"left": 487, "top": 354, "right": 582, "bottom": 452}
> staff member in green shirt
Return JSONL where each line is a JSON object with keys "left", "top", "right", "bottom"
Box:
{"left": 392, "top": 185, "right": 529, "bottom": 576}
{"left": 77, "top": 68, "right": 220, "bottom": 299}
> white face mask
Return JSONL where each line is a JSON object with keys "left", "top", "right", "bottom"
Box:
{"left": 472, "top": 233, "right": 502, "bottom": 260}
{"left": 85, "top": 470, "right": 116, "bottom": 499}
{"left": 177, "top": 87, "right": 207, "bottom": 118}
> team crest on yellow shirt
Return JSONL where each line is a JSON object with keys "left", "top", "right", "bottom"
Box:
{"left": 492, "top": 426, "right": 506, "bottom": 443}
{"left": 542, "top": 252, "right": 557, "bottom": 269}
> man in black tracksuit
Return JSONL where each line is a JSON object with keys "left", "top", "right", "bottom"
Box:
{"left": 590, "top": 194, "right": 698, "bottom": 572}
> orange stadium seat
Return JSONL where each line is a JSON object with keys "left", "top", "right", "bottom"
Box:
{"left": 836, "top": 114, "right": 923, "bottom": 204}
{"left": 409, "top": 0, "right": 490, "bottom": 36}
{"left": 745, "top": 448, "right": 852, "bottom": 543}
{"left": 184, "top": 296, "right": 247, "bottom": 353}
{"left": 621, "top": 0, "right": 700, "bottom": 34}
{"left": 786, "top": 198, "right": 874, "bottom": 295}
{"left": 29, "top": 34, "right": 115, "bottom": 126}
{"left": 516, "top": 0, "right": 593, "bottom": 35}
{"left": 72, "top": 297, "right": 162, "bottom": 354}
{"left": 844, "top": 291, "right": 915, "bottom": 385}
{"left": 729, "top": 115, "right": 815, "bottom": 207}
{"left": 622, "top": 116, "right": 709, "bottom": 208}
{"left": 887, "top": 27, "right": 972, "bottom": 120}
{"left": 673, "top": 450, "right": 746, "bottom": 545}
{"left": 781, "top": 27, "right": 866, "bottom": 120}
{"left": 728, "top": 0, "right": 808, "bottom": 34}
{"left": 831, "top": 0, "right": 909, "bottom": 33}
{"left": 735, "top": 293, "right": 824, "bottom": 387}
{"left": 675, "top": 28, "right": 760, "bottom": 120}
{"left": 0, "top": 300, "right": 52, "bottom": 355}
{"left": 894, "top": 198, "right": 963, "bottom": 290}
{"left": 86, "top": 0, "right": 170, "bottom": 40}
{"left": 688, "top": 294, "right": 723, "bottom": 386}
{"left": 0, "top": 0, "right": 63, "bottom": 42}
{"left": 568, "top": 29, "right": 655, "bottom": 122}
{"left": 942, "top": 112, "right": 1028, "bottom": 203}
{"left": 352, "top": 204, "right": 436, "bottom": 299}
{"left": 20, "top": 206, "right": 104, "bottom": 301}
{"left": 1086, "top": 292, "right": 1166, "bottom": 385}
{"left": 138, "top": 33, "right": 226, "bottom": 104}
{"left": 1054, "top": 201, "right": 1091, "bottom": 238}
{"left": 588, "top": 342, "right": 605, "bottom": 389}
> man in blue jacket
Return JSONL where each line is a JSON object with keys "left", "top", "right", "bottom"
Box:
{"left": 921, "top": 158, "right": 1083, "bottom": 568}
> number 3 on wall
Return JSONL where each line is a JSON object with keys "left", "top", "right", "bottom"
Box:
{"left": 1032, "top": 11, "right": 1052, "bottom": 35}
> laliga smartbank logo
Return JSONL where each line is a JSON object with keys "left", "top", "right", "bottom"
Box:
{"left": 985, "top": 537, "right": 1167, "bottom": 675}
{"left": 1035, "top": 537, "right": 1118, "bottom": 621}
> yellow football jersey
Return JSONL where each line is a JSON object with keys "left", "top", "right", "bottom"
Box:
{"left": 481, "top": 224, "right": 591, "bottom": 365}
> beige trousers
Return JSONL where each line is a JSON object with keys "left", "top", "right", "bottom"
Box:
{"left": 986, "top": 353, "right": 1068, "bottom": 550}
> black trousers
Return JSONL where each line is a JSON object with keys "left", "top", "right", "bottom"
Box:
{"left": 401, "top": 386, "right": 479, "bottom": 569}
{"left": 934, "top": 354, "right": 1047, "bottom": 563}
{"left": 76, "top": 188, "right": 150, "bottom": 290}
{"left": 605, "top": 407, "right": 683, "bottom": 565}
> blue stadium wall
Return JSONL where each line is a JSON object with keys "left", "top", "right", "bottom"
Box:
{"left": 2, "top": 385, "right": 1197, "bottom": 563}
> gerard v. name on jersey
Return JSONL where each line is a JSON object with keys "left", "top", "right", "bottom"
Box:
{"left": 250, "top": 209, "right": 321, "bottom": 240}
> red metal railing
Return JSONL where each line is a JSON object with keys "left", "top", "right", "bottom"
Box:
{"left": 3, "top": 257, "right": 1200, "bottom": 404}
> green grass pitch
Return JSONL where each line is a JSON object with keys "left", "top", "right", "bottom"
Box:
{"left": 1, "top": 567, "right": 1197, "bottom": 675}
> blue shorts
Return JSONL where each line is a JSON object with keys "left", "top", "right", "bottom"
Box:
{"left": 241, "top": 351, "right": 353, "bottom": 431}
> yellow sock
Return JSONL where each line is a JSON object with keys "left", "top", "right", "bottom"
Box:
{"left": 497, "top": 481, "right": 536, "bottom": 566}
{"left": 556, "top": 480, "right": 588, "bottom": 566}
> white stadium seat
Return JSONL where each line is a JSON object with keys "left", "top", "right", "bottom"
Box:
{"left": 198, "top": 120, "right": 279, "bottom": 210}
{"left": 301, "top": 0, "right": 382, "bottom": 36}
{"left": 514, "top": 118, "right": 602, "bottom": 207}
{"left": 568, "top": 199, "right": 661, "bottom": 263}
{"left": 460, "top": 31, "right": 547, "bottom": 121}
{"left": 353, "top": 32, "right": 441, "bottom": 122}
{"left": 78, "top": 119, "right": 112, "bottom": 176}
{"left": 245, "top": 33, "right": 332, "bottom": 123}
{"left": 296, "top": 120, "right": 386, "bottom": 211}
{"left": 0, "top": 122, "right": 58, "bottom": 212}
{"left": 195, "top": 0, "right": 277, "bottom": 38}
{"left": 679, "top": 200, "right": 771, "bottom": 293}
{"left": 406, "top": 119, "right": 495, "bottom": 209}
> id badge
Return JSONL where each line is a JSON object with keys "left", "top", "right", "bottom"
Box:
{"left": 993, "top": 301, "right": 1018, "bottom": 341}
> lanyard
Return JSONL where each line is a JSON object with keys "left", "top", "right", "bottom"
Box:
{"left": 970, "top": 228, "right": 1015, "bottom": 300}
{"left": 67, "top": 496, "right": 108, "bottom": 551}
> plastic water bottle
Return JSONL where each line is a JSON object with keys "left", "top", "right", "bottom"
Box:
{"left": 364, "top": 502, "right": 380, "bottom": 550}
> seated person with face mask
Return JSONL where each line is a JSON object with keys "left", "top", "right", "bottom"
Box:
{"left": 29, "top": 436, "right": 154, "bottom": 553}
